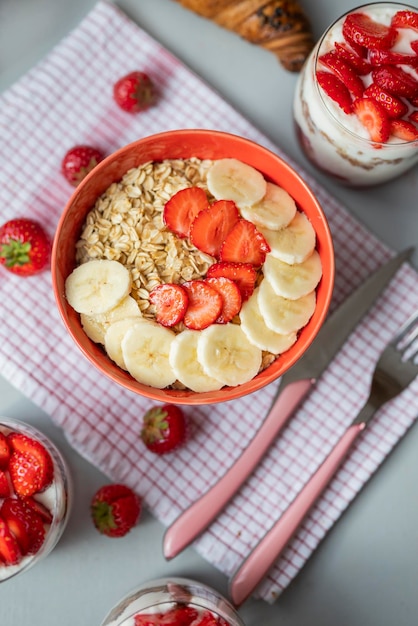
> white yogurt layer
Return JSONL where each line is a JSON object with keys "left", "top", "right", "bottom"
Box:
{"left": 294, "top": 3, "right": 418, "bottom": 186}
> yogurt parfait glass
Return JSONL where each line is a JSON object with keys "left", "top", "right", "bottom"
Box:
{"left": 100, "top": 577, "right": 246, "bottom": 626}
{"left": 293, "top": 2, "right": 418, "bottom": 186}
{"left": 0, "top": 417, "right": 72, "bottom": 582}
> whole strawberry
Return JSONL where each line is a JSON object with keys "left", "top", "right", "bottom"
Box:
{"left": 91, "top": 484, "right": 141, "bottom": 538}
{"left": 61, "top": 145, "right": 105, "bottom": 187}
{"left": 0, "top": 218, "right": 51, "bottom": 277}
{"left": 141, "top": 404, "right": 188, "bottom": 455}
{"left": 113, "top": 71, "right": 155, "bottom": 113}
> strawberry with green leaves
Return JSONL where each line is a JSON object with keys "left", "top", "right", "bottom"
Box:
{"left": 91, "top": 484, "right": 141, "bottom": 538}
{"left": 0, "top": 218, "right": 50, "bottom": 277}
{"left": 141, "top": 404, "right": 188, "bottom": 455}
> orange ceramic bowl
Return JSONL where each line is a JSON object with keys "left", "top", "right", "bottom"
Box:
{"left": 52, "top": 129, "right": 334, "bottom": 405}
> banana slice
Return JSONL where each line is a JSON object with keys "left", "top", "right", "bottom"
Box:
{"left": 206, "top": 158, "right": 267, "bottom": 208}
{"left": 121, "top": 319, "right": 176, "bottom": 388}
{"left": 81, "top": 295, "right": 142, "bottom": 344}
{"left": 104, "top": 317, "right": 145, "bottom": 370}
{"left": 258, "top": 278, "right": 316, "bottom": 335}
{"left": 263, "top": 250, "right": 323, "bottom": 300}
{"left": 65, "top": 259, "right": 131, "bottom": 315}
{"left": 197, "top": 324, "right": 262, "bottom": 387}
{"left": 260, "top": 211, "right": 316, "bottom": 265}
{"left": 169, "top": 329, "right": 224, "bottom": 392}
{"left": 239, "top": 182, "right": 297, "bottom": 231}
{"left": 240, "top": 288, "right": 298, "bottom": 354}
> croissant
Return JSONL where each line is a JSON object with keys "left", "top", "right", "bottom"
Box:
{"left": 174, "top": 0, "right": 314, "bottom": 71}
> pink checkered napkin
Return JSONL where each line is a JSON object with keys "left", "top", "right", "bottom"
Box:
{"left": 0, "top": 1, "right": 417, "bottom": 603}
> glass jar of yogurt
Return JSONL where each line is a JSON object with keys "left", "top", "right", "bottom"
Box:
{"left": 293, "top": 2, "right": 418, "bottom": 186}
{"left": 0, "top": 417, "right": 72, "bottom": 582}
{"left": 100, "top": 577, "right": 246, "bottom": 626}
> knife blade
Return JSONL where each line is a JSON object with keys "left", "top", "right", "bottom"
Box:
{"left": 163, "top": 247, "right": 413, "bottom": 560}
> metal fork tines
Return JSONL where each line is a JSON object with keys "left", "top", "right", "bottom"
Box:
{"left": 353, "top": 311, "right": 418, "bottom": 426}
{"left": 229, "top": 311, "right": 418, "bottom": 607}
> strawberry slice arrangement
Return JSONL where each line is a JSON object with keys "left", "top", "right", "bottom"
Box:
{"left": 0, "top": 430, "right": 55, "bottom": 569}
{"left": 316, "top": 9, "right": 418, "bottom": 143}
{"left": 133, "top": 607, "right": 230, "bottom": 626}
{"left": 148, "top": 186, "right": 267, "bottom": 330}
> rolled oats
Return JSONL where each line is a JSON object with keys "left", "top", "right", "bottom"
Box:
{"left": 75, "top": 158, "right": 214, "bottom": 318}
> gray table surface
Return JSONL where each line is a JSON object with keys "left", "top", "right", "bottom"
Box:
{"left": 1, "top": 1, "right": 418, "bottom": 625}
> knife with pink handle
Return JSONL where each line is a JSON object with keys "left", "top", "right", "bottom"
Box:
{"left": 228, "top": 420, "right": 366, "bottom": 606}
{"left": 162, "top": 249, "right": 412, "bottom": 561}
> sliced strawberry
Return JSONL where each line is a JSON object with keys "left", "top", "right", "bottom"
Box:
{"left": 318, "top": 52, "right": 365, "bottom": 97}
{"left": 206, "top": 276, "right": 242, "bottom": 324}
{"left": 372, "top": 65, "right": 418, "bottom": 99}
{"left": 22, "top": 496, "right": 53, "bottom": 525}
{"left": 134, "top": 606, "right": 199, "bottom": 626}
{"left": 219, "top": 219, "right": 270, "bottom": 267}
{"left": 342, "top": 13, "right": 398, "bottom": 50}
{"left": 149, "top": 283, "right": 188, "bottom": 327}
{"left": 182, "top": 280, "right": 223, "bottom": 330}
{"left": 363, "top": 83, "right": 408, "bottom": 118}
{"left": 190, "top": 200, "right": 240, "bottom": 258}
{"left": 333, "top": 41, "right": 372, "bottom": 74}
{"left": 409, "top": 92, "right": 418, "bottom": 107}
{"left": 194, "top": 610, "right": 227, "bottom": 625}
{"left": 207, "top": 261, "right": 257, "bottom": 301}
{"left": 0, "top": 517, "right": 21, "bottom": 565}
{"left": 368, "top": 48, "right": 418, "bottom": 67}
{"left": 163, "top": 187, "right": 209, "bottom": 238}
{"left": 1, "top": 498, "right": 33, "bottom": 554}
{"left": 390, "top": 119, "right": 418, "bottom": 141}
{"left": 411, "top": 40, "right": 418, "bottom": 54}
{"left": 409, "top": 110, "right": 418, "bottom": 124}
{"left": 353, "top": 97, "right": 391, "bottom": 143}
{"left": 316, "top": 70, "right": 353, "bottom": 114}
{"left": 0, "top": 432, "right": 10, "bottom": 470}
{"left": 391, "top": 10, "right": 418, "bottom": 32}
{"left": 7, "top": 433, "right": 53, "bottom": 494}
{"left": 0, "top": 470, "right": 10, "bottom": 498}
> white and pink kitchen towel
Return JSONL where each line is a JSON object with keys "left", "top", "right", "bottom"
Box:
{"left": 0, "top": 1, "right": 417, "bottom": 602}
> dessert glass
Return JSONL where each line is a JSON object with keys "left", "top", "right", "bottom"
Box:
{"left": 100, "top": 577, "right": 246, "bottom": 626}
{"left": 293, "top": 2, "right": 418, "bottom": 187}
{"left": 0, "top": 417, "right": 72, "bottom": 582}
